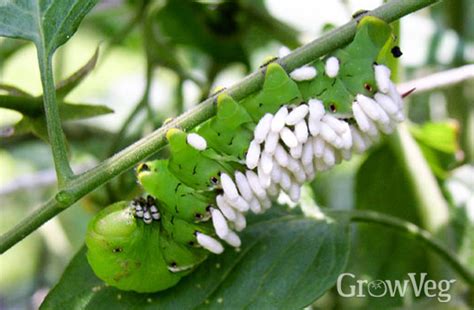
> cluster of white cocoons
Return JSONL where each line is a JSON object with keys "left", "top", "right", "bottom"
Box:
{"left": 190, "top": 56, "right": 405, "bottom": 255}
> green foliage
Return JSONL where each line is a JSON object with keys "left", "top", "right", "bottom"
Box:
{"left": 0, "top": 0, "right": 98, "bottom": 56}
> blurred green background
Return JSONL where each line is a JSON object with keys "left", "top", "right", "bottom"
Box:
{"left": 0, "top": 0, "right": 472, "bottom": 309}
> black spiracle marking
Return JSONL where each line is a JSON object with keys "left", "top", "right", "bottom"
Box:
{"left": 391, "top": 46, "right": 403, "bottom": 58}
{"left": 138, "top": 163, "right": 150, "bottom": 173}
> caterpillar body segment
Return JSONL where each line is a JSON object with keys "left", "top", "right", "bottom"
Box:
{"left": 196, "top": 94, "right": 254, "bottom": 161}
{"left": 167, "top": 128, "right": 233, "bottom": 190}
{"left": 240, "top": 63, "right": 303, "bottom": 122}
{"left": 137, "top": 160, "right": 213, "bottom": 223}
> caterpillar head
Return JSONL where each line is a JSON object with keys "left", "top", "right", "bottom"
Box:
{"left": 85, "top": 201, "right": 182, "bottom": 292}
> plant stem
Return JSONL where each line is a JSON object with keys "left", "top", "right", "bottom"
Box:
{"left": 0, "top": 0, "right": 440, "bottom": 254}
{"left": 389, "top": 123, "right": 450, "bottom": 236}
{"left": 37, "top": 49, "right": 73, "bottom": 185}
{"left": 326, "top": 209, "right": 474, "bottom": 286}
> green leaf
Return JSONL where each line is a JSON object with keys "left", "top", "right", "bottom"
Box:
{"left": 41, "top": 213, "right": 350, "bottom": 309}
{"left": 0, "top": 84, "right": 33, "bottom": 97}
{"left": 55, "top": 46, "right": 100, "bottom": 99}
{"left": 0, "top": 95, "right": 112, "bottom": 120}
{"left": 3, "top": 95, "right": 113, "bottom": 141}
{"left": 341, "top": 143, "right": 439, "bottom": 308}
{"left": 0, "top": 1, "right": 98, "bottom": 56}
{"left": 58, "top": 103, "right": 113, "bottom": 121}
{"left": 410, "top": 122, "right": 460, "bottom": 178}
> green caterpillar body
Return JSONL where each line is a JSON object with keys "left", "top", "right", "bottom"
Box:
{"left": 86, "top": 16, "right": 400, "bottom": 293}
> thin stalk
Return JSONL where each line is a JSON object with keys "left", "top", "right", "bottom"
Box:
{"left": 0, "top": 0, "right": 441, "bottom": 254}
{"left": 326, "top": 209, "right": 474, "bottom": 286}
{"left": 37, "top": 50, "right": 73, "bottom": 185}
{"left": 175, "top": 77, "right": 184, "bottom": 115}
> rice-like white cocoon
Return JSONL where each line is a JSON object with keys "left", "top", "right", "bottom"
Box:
{"left": 249, "top": 198, "right": 262, "bottom": 214}
{"left": 257, "top": 163, "right": 272, "bottom": 189}
{"left": 325, "top": 56, "right": 340, "bottom": 78}
{"left": 271, "top": 164, "right": 282, "bottom": 183}
{"left": 308, "top": 117, "right": 321, "bottom": 136}
{"left": 374, "top": 64, "right": 391, "bottom": 93}
{"left": 286, "top": 105, "right": 309, "bottom": 126}
{"left": 372, "top": 102, "right": 390, "bottom": 125}
{"left": 254, "top": 113, "right": 273, "bottom": 144}
{"left": 233, "top": 212, "right": 247, "bottom": 231}
{"left": 374, "top": 93, "right": 399, "bottom": 115}
{"left": 294, "top": 169, "right": 306, "bottom": 184}
{"left": 221, "top": 173, "right": 239, "bottom": 201}
{"left": 350, "top": 126, "right": 368, "bottom": 153}
{"left": 210, "top": 208, "right": 229, "bottom": 239}
{"left": 289, "top": 183, "right": 301, "bottom": 202}
{"left": 322, "top": 114, "right": 346, "bottom": 134}
{"left": 274, "top": 144, "right": 289, "bottom": 167}
{"left": 313, "top": 137, "right": 325, "bottom": 158}
{"left": 352, "top": 102, "right": 371, "bottom": 132}
{"left": 308, "top": 99, "right": 325, "bottom": 120}
{"left": 290, "top": 144, "right": 303, "bottom": 159}
{"left": 279, "top": 170, "right": 292, "bottom": 191}
{"left": 234, "top": 171, "right": 254, "bottom": 202}
{"left": 271, "top": 107, "right": 288, "bottom": 132}
{"left": 187, "top": 133, "right": 207, "bottom": 150}
{"left": 303, "top": 161, "right": 315, "bottom": 177}
{"left": 223, "top": 230, "right": 241, "bottom": 247}
{"left": 246, "top": 140, "right": 261, "bottom": 169}
{"left": 226, "top": 195, "right": 250, "bottom": 212}
{"left": 340, "top": 124, "right": 353, "bottom": 150}
{"left": 290, "top": 66, "right": 317, "bottom": 81}
{"left": 388, "top": 82, "right": 404, "bottom": 109}
{"left": 295, "top": 121, "right": 309, "bottom": 144}
{"left": 322, "top": 146, "right": 336, "bottom": 166}
{"left": 264, "top": 131, "right": 280, "bottom": 154}
{"left": 216, "top": 195, "right": 237, "bottom": 221}
{"left": 246, "top": 170, "right": 267, "bottom": 199}
{"left": 280, "top": 127, "right": 298, "bottom": 148}
{"left": 301, "top": 141, "right": 314, "bottom": 165}
{"left": 260, "top": 152, "right": 273, "bottom": 175}
{"left": 320, "top": 122, "right": 338, "bottom": 144}
{"left": 287, "top": 157, "right": 302, "bottom": 173}
{"left": 196, "top": 232, "right": 224, "bottom": 254}
{"left": 357, "top": 94, "right": 381, "bottom": 121}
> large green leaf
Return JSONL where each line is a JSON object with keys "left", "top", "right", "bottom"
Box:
{"left": 340, "top": 143, "right": 440, "bottom": 309}
{"left": 41, "top": 211, "right": 350, "bottom": 309}
{"left": 0, "top": 0, "right": 98, "bottom": 56}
